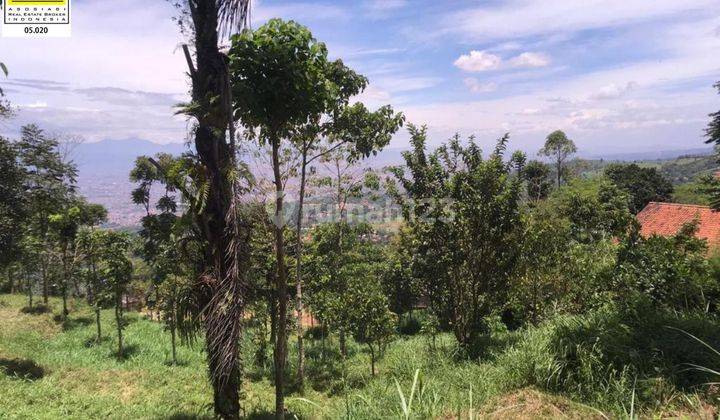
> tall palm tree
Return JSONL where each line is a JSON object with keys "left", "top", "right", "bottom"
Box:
{"left": 178, "top": 1, "right": 251, "bottom": 419}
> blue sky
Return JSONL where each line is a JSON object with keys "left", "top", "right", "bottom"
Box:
{"left": 1, "top": 0, "right": 719, "bottom": 155}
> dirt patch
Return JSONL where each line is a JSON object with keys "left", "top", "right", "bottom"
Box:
{"left": 56, "top": 368, "right": 146, "bottom": 404}
{"left": 477, "top": 389, "right": 607, "bottom": 419}
{"left": 0, "top": 305, "right": 60, "bottom": 339}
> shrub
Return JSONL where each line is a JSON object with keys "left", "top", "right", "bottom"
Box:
{"left": 398, "top": 316, "right": 421, "bottom": 336}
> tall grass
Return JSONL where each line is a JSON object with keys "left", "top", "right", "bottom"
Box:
{"left": 1, "top": 294, "right": 718, "bottom": 419}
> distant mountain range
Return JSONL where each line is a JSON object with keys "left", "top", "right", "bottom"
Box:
{"left": 72, "top": 138, "right": 187, "bottom": 176}
{"left": 70, "top": 139, "right": 716, "bottom": 227}
{"left": 585, "top": 147, "right": 713, "bottom": 162}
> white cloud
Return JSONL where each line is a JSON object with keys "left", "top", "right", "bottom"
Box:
{"left": 455, "top": 50, "right": 551, "bottom": 73}
{"left": 364, "top": 0, "right": 407, "bottom": 11}
{"left": 463, "top": 78, "right": 497, "bottom": 93}
{"left": 252, "top": 2, "right": 348, "bottom": 24}
{"left": 439, "top": 0, "right": 717, "bottom": 43}
{"left": 372, "top": 75, "right": 442, "bottom": 93}
{"left": 21, "top": 101, "right": 48, "bottom": 109}
{"left": 454, "top": 51, "right": 502, "bottom": 72}
{"left": 491, "top": 42, "right": 523, "bottom": 52}
{"left": 509, "top": 52, "right": 551, "bottom": 68}
{"left": 519, "top": 108, "right": 541, "bottom": 115}
{"left": 589, "top": 82, "right": 638, "bottom": 100}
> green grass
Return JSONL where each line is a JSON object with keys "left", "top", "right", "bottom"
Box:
{"left": 1, "top": 294, "right": 718, "bottom": 419}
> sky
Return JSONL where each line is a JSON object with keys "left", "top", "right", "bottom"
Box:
{"left": 1, "top": 0, "right": 719, "bottom": 156}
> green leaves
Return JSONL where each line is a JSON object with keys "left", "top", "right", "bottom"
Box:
{"left": 395, "top": 369, "right": 420, "bottom": 419}
{"left": 604, "top": 163, "right": 674, "bottom": 214}
{"left": 389, "top": 126, "right": 525, "bottom": 348}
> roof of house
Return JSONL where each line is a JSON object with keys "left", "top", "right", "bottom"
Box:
{"left": 636, "top": 202, "right": 720, "bottom": 246}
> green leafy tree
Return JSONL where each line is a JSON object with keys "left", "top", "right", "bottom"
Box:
{"left": 18, "top": 236, "right": 42, "bottom": 309}
{"left": 130, "top": 154, "right": 179, "bottom": 318}
{"left": 0, "top": 61, "right": 10, "bottom": 119}
{"left": 290, "top": 102, "right": 402, "bottom": 385}
{"left": 76, "top": 227, "right": 107, "bottom": 343}
{"left": 604, "top": 163, "right": 674, "bottom": 213}
{"left": 613, "top": 221, "right": 713, "bottom": 311}
{"left": 702, "top": 82, "right": 720, "bottom": 209}
{"left": 48, "top": 200, "right": 107, "bottom": 319}
{"left": 538, "top": 130, "right": 577, "bottom": 188}
{"left": 97, "top": 230, "right": 133, "bottom": 357}
{"left": 513, "top": 210, "right": 573, "bottom": 325}
{"left": 229, "top": 18, "right": 401, "bottom": 410}
{"left": 548, "top": 178, "right": 633, "bottom": 244}
{"left": 305, "top": 223, "right": 383, "bottom": 354}
{"left": 347, "top": 265, "right": 396, "bottom": 376}
{"left": 523, "top": 160, "right": 553, "bottom": 202}
{"left": 17, "top": 124, "right": 78, "bottom": 304}
{"left": 231, "top": 20, "right": 325, "bottom": 410}
{"left": 388, "top": 125, "right": 525, "bottom": 350}
{"left": 157, "top": 268, "right": 193, "bottom": 365}
{"left": 281, "top": 71, "right": 401, "bottom": 387}
{"left": 381, "top": 228, "right": 416, "bottom": 318}
{"left": 0, "top": 137, "right": 26, "bottom": 287}
{"left": 705, "top": 82, "right": 720, "bottom": 147}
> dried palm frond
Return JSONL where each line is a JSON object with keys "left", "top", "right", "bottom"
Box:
{"left": 217, "top": 0, "right": 252, "bottom": 39}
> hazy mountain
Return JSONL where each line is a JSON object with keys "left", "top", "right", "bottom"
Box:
{"left": 72, "top": 138, "right": 188, "bottom": 176}
{"left": 585, "top": 147, "right": 713, "bottom": 161}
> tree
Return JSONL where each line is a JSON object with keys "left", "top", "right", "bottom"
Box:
{"left": 0, "top": 61, "right": 10, "bottom": 119}
{"left": 381, "top": 228, "right": 416, "bottom": 318}
{"left": 388, "top": 125, "right": 525, "bottom": 350}
{"left": 157, "top": 268, "right": 193, "bottom": 366}
{"left": 514, "top": 210, "right": 572, "bottom": 325}
{"left": 18, "top": 236, "right": 42, "bottom": 309}
{"left": 130, "top": 153, "right": 179, "bottom": 320}
{"left": 48, "top": 200, "right": 107, "bottom": 319}
{"left": 705, "top": 82, "right": 720, "bottom": 147}
{"left": 76, "top": 228, "right": 106, "bottom": 343}
{"left": 170, "top": 1, "right": 252, "bottom": 417}
{"left": 548, "top": 178, "right": 633, "bottom": 244}
{"left": 229, "top": 19, "right": 401, "bottom": 415}
{"left": 97, "top": 230, "right": 133, "bottom": 357}
{"left": 347, "top": 264, "right": 396, "bottom": 376}
{"left": 703, "top": 82, "right": 720, "bottom": 209}
{"left": 289, "top": 102, "right": 401, "bottom": 387}
{"left": 523, "top": 160, "right": 552, "bottom": 202}
{"left": 305, "top": 222, "right": 386, "bottom": 355}
{"left": 604, "top": 163, "right": 674, "bottom": 213}
{"left": 0, "top": 137, "right": 26, "bottom": 278}
{"left": 538, "top": 130, "right": 577, "bottom": 188}
{"left": 613, "top": 220, "right": 712, "bottom": 311}
{"left": 17, "top": 124, "right": 78, "bottom": 305}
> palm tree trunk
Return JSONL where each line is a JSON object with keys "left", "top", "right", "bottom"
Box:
{"left": 187, "top": 2, "right": 251, "bottom": 418}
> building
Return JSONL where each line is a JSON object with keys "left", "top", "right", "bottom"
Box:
{"left": 636, "top": 202, "right": 720, "bottom": 248}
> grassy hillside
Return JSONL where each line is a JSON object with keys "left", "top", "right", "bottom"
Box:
{"left": 1, "top": 294, "right": 718, "bottom": 419}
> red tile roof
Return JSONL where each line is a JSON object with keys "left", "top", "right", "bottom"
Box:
{"left": 636, "top": 202, "right": 720, "bottom": 247}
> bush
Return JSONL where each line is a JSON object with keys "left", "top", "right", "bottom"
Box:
{"left": 485, "top": 299, "right": 720, "bottom": 415}
{"left": 611, "top": 221, "right": 715, "bottom": 311}
{"left": 397, "top": 316, "right": 421, "bottom": 336}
